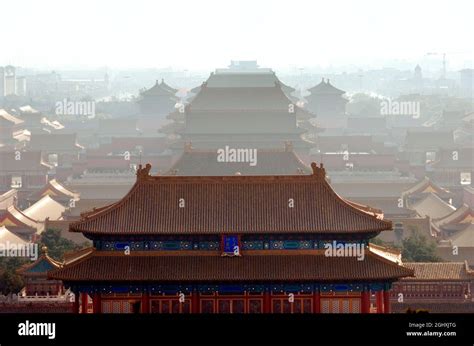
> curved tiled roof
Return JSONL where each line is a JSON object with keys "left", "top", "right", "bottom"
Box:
{"left": 141, "top": 79, "right": 178, "bottom": 97}
{"left": 308, "top": 79, "right": 345, "bottom": 95}
{"left": 433, "top": 204, "right": 473, "bottom": 231}
{"left": 0, "top": 225, "right": 29, "bottom": 245}
{"left": 189, "top": 84, "right": 296, "bottom": 111}
{"left": 402, "top": 177, "right": 451, "bottom": 198}
{"left": 23, "top": 195, "right": 66, "bottom": 222}
{"left": 167, "top": 148, "right": 312, "bottom": 176}
{"left": 402, "top": 262, "right": 473, "bottom": 281}
{"left": 410, "top": 193, "right": 455, "bottom": 219}
{"left": 17, "top": 248, "right": 61, "bottom": 277}
{"left": 70, "top": 163, "right": 392, "bottom": 236}
{"left": 49, "top": 249, "right": 413, "bottom": 282}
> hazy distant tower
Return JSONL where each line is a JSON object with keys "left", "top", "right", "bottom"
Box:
{"left": 459, "top": 69, "right": 473, "bottom": 99}
{"left": 413, "top": 64, "right": 423, "bottom": 91}
{"left": 0, "top": 67, "right": 4, "bottom": 97}
{"left": 4, "top": 65, "right": 16, "bottom": 96}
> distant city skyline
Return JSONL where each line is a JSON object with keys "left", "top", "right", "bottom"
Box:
{"left": 1, "top": 0, "right": 472, "bottom": 71}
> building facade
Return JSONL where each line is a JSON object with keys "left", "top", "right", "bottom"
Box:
{"left": 50, "top": 162, "right": 413, "bottom": 313}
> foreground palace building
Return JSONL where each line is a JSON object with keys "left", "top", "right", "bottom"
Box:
{"left": 50, "top": 163, "right": 413, "bottom": 313}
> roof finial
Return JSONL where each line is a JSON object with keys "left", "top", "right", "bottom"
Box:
{"left": 136, "top": 163, "right": 152, "bottom": 180}
{"left": 184, "top": 142, "right": 193, "bottom": 153}
{"left": 310, "top": 162, "right": 325, "bottom": 178}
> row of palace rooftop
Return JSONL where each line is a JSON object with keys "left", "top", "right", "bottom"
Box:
{"left": 0, "top": 62, "right": 473, "bottom": 313}
{"left": 0, "top": 61, "right": 473, "bottom": 258}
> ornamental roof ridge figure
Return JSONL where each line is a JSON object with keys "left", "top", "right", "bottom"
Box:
{"left": 136, "top": 163, "right": 152, "bottom": 180}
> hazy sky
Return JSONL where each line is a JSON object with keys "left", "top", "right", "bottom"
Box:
{"left": 2, "top": 0, "right": 472, "bottom": 70}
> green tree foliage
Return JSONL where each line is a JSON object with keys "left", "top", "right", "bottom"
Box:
{"left": 401, "top": 230, "right": 441, "bottom": 262}
{"left": 0, "top": 229, "right": 88, "bottom": 294}
{"left": 40, "top": 228, "right": 85, "bottom": 260}
{"left": 0, "top": 257, "right": 28, "bottom": 294}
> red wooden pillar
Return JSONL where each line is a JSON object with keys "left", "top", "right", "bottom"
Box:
{"left": 313, "top": 291, "right": 320, "bottom": 313}
{"left": 192, "top": 292, "right": 200, "bottom": 314}
{"left": 375, "top": 291, "right": 384, "bottom": 314}
{"left": 92, "top": 293, "right": 102, "bottom": 314}
{"left": 141, "top": 293, "right": 150, "bottom": 313}
{"left": 361, "top": 290, "right": 370, "bottom": 313}
{"left": 81, "top": 293, "right": 88, "bottom": 314}
{"left": 72, "top": 292, "right": 80, "bottom": 314}
{"left": 263, "top": 291, "right": 271, "bottom": 313}
{"left": 383, "top": 290, "right": 391, "bottom": 314}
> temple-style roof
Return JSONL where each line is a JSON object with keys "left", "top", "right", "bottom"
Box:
{"left": 0, "top": 225, "right": 29, "bottom": 245}
{"left": 404, "top": 130, "right": 454, "bottom": 150}
{"left": 189, "top": 83, "right": 296, "bottom": 111}
{"left": 402, "top": 262, "right": 473, "bottom": 281}
{"left": 49, "top": 249, "right": 413, "bottom": 282}
{"left": 191, "top": 71, "right": 295, "bottom": 98}
{"left": 447, "top": 223, "right": 474, "bottom": 247}
{"left": 100, "top": 137, "right": 168, "bottom": 154}
{"left": 70, "top": 163, "right": 392, "bottom": 236}
{"left": 308, "top": 78, "right": 345, "bottom": 95}
{"left": 0, "top": 189, "right": 17, "bottom": 210}
{"left": 402, "top": 177, "right": 451, "bottom": 199}
{"left": 18, "top": 105, "right": 40, "bottom": 114}
{"left": 22, "top": 195, "right": 66, "bottom": 222}
{"left": 0, "top": 109, "right": 24, "bottom": 125}
{"left": 368, "top": 243, "right": 402, "bottom": 264}
{"left": 27, "top": 179, "right": 80, "bottom": 203}
{"left": 332, "top": 181, "right": 416, "bottom": 199}
{"left": 410, "top": 193, "right": 455, "bottom": 219}
{"left": 433, "top": 204, "right": 473, "bottom": 231}
{"left": 0, "top": 205, "right": 41, "bottom": 234}
{"left": 167, "top": 146, "right": 312, "bottom": 176}
{"left": 0, "top": 151, "right": 52, "bottom": 172}
{"left": 28, "top": 133, "right": 84, "bottom": 151}
{"left": 17, "top": 246, "right": 61, "bottom": 277}
{"left": 431, "top": 147, "right": 473, "bottom": 168}
{"left": 141, "top": 79, "right": 178, "bottom": 97}
{"left": 316, "top": 135, "right": 375, "bottom": 153}
{"left": 206, "top": 72, "right": 294, "bottom": 91}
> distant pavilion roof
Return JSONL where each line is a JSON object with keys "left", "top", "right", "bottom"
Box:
{"left": 141, "top": 79, "right": 178, "bottom": 97}
{"left": 0, "top": 151, "right": 52, "bottom": 172}
{"left": 167, "top": 145, "right": 312, "bottom": 176}
{"left": 431, "top": 147, "right": 473, "bottom": 168}
{"left": 308, "top": 78, "right": 345, "bottom": 95}
{"left": 70, "top": 163, "right": 392, "bottom": 236}
{"left": 22, "top": 195, "right": 66, "bottom": 222}
{"left": 0, "top": 225, "right": 29, "bottom": 245}
{"left": 0, "top": 205, "right": 41, "bottom": 234}
{"left": 27, "top": 179, "right": 80, "bottom": 202}
{"left": 190, "top": 71, "right": 296, "bottom": 100}
{"left": 404, "top": 130, "right": 454, "bottom": 150}
{"left": 17, "top": 247, "right": 61, "bottom": 277}
{"left": 189, "top": 83, "right": 298, "bottom": 111}
{"left": 433, "top": 204, "right": 473, "bottom": 233}
{"left": 410, "top": 193, "right": 455, "bottom": 219}
{"left": 402, "top": 262, "right": 473, "bottom": 281}
{"left": 28, "top": 133, "right": 84, "bottom": 151}
{"left": 402, "top": 177, "right": 452, "bottom": 199}
{"left": 0, "top": 109, "right": 24, "bottom": 125}
{"left": 49, "top": 249, "right": 413, "bottom": 282}
{"left": 447, "top": 223, "right": 474, "bottom": 247}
